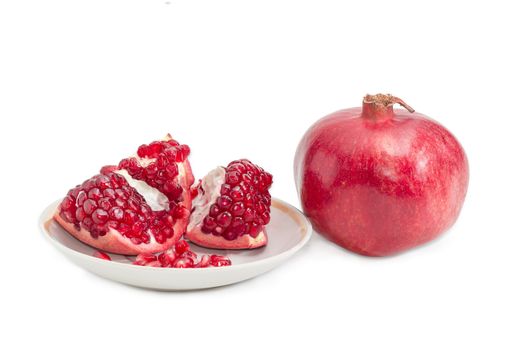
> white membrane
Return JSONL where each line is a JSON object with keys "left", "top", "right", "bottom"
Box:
{"left": 188, "top": 167, "right": 226, "bottom": 230}
{"left": 114, "top": 169, "right": 170, "bottom": 212}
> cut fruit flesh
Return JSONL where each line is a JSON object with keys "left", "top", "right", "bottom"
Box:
{"left": 54, "top": 135, "right": 194, "bottom": 255}
{"left": 185, "top": 159, "right": 272, "bottom": 250}
{"left": 186, "top": 224, "right": 268, "bottom": 249}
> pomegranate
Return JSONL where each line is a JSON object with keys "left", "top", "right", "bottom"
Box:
{"left": 134, "top": 240, "right": 231, "bottom": 268}
{"left": 185, "top": 159, "right": 273, "bottom": 249}
{"left": 54, "top": 135, "right": 195, "bottom": 255}
{"left": 294, "top": 94, "right": 469, "bottom": 256}
{"left": 93, "top": 251, "right": 111, "bottom": 261}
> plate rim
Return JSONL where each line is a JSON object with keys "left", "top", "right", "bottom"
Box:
{"left": 39, "top": 197, "right": 313, "bottom": 273}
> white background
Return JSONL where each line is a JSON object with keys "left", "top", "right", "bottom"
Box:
{"left": 1, "top": 0, "right": 519, "bottom": 349}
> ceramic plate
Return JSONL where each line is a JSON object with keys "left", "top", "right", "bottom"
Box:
{"left": 39, "top": 198, "right": 312, "bottom": 290}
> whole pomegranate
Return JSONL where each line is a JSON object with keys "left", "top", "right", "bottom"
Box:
{"left": 55, "top": 135, "right": 194, "bottom": 255}
{"left": 294, "top": 94, "right": 469, "bottom": 256}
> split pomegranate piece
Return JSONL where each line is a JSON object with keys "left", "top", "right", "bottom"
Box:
{"left": 133, "top": 240, "right": 231, "bottom": 268}
{"left": 185, "top": 159, "right": 273, "bottom": 249}
{"left": 54, "top": 135, "right": 195, "bottom": 255}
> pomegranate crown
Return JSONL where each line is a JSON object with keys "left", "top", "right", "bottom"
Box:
{"left": 363, "top": 93, "right": 415, "bottom": 113}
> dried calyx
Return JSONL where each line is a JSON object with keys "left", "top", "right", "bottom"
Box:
{"left": 361, "top": 94, "right": 415, "bottom": 121}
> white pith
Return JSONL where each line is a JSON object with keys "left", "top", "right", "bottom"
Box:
{"left": 188, "top": 167, "right": 226, "bottom": 231}
{"left": 136, "top": 157, "right": 156, "bottom": 167}
{"left": 114, "top": 168, "right": 170, "bottom": 212}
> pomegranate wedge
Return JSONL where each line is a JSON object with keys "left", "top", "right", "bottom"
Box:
{"left": 186, "top": 159, "right": 273, "bottom": 249}
{"left": 54, "top": 135, "right": 195, "bottom": 255}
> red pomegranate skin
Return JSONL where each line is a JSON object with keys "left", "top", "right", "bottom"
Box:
{"left": 294, "top": 95, "right": 469, "bottom": 256}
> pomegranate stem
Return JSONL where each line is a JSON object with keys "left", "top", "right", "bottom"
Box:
{"left": 392, "top": 97, "right": 415, "bottom": 113}
{"left": 361, "top": 94, "right": 415, "bottom": 121}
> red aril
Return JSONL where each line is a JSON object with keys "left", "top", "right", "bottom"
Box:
{"left": 54, "top": 135, "right": 195, "bottom": 255}
{"left": 134, "top": 240, "right": 231, "bottom": 268}
{"left": 294, "top": 94, "right": 469, "bottom": 256}
{"left": 93, "top": 250, "right": 111, "bottom": 261}
{"left": 185, "top": 159, "right": 273, "bottom": 249}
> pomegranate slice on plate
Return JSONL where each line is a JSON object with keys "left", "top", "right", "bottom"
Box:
{"left": 54, "top": 135, "right": 195, "bottom": 255}
{"left": 186, "top": 159, "right": 273, "bottom": 249}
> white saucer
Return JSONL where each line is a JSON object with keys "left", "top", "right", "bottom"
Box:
{"left": 39, "top": 198, "right": 312, "bottom": 290}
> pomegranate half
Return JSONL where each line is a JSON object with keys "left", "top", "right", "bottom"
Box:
{"left": 185, "top": 159, "right": 273, "bottom": 249}
{"left": 54, "top": 135, "right": 195, "bottom": 255}
{"left": 294, "top": 94, "right": 469, "bottom": 256}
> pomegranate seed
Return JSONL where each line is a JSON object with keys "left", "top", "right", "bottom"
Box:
{"left": 158, "top": 249, "right": 177, "bottom": 267}
{"left": 61, "top": 210, "right": 75, "bottom": 223}
{"left": 82, "top": 217, "right": 94, "bottom": 230}
{"left": 260, "top": 211, "right": 270, "bottom": 225}
{"left": 196, "top": 255, "right": 210, "bottom": 268}
{"left": 243, "top": 207, "right": 255, "bottom": 222}
{"left": 256, "top": 202, "right": 267, "bottom": 213}
{"left": 163, "top": 226, "right": 174, "bottom": 238}
{"left": 222, "top": 229, "right": 238, "bottom": 240}
{"left": 109, "top": 207, "right": 124, "bottom": 220}
{"left": 155, "top": 232, "right": 166, "bottom": 243}
{"left": 75, "top": 207, "right": 86, "bottom": 221}
{"left": 217, "top": 196, "right": 232, "bottom": 210}
{"left": 95, "top": 175, "right": 111, "bottom": 189}
{"left": 216, "top": 212, "right": 232, "bottom": 228}
{"left": 209, "top": 204, "right": 220, "bottom": 217}
{"left": 244, "top": 193, "right": 254, "bottom": 207}
{"left": 92, "top": 209, "right": 109, "bottom": 224}
{"left": 241, "top": 173, "right": 252, "bottom": 183}
{"left": 229, "top": 186, "right": 244, "bottom": 201}
{"left": 98, "top": 198, "right": 112, "bottom": 211}
{"left": 249, "top": 220, "right": 262, "bottom": 238}
{"left": 202, "top": 216, "right": 217, "bottom": 232}
{"left": 76, "top": 191, "right": 87, "bottom": 206}
{"left": 123, "top": 209, "right": 137, "bottom": 224}
{"left": 93, "top": 250, "right": 111, "bottom": 260}
{"left": 230, "top": 202, "right": 245, "bottom": 216}
{"left": 174, "top": 240, "right": 190, "bottom": 255}
{"left": 107, "top": 220, "right": 118, "bottom": 228}
{"left": 61, "top": 196, "right": 74, "bottom": 210}
{"left": 209, "top": 255, "right": 232, "bottom": 267}
{"left": 170, "top": 204, "right": 187, "bottom": 219}
{"left": 137, "top": 144, "right": 148, "bottom": 158}
{"left": 220, "top": 184, "right": 231, "bottom": 195}
{"left": 181, "top": 250, "right": 198, "bottom": 260}
{"left": 88, "top": 188, "right": 102, "bottom": 200}
{"left": 172, "top": 257, "right": 194, "bottom": 268}
{"left": 83, "top": 199, "right": 97, "bottom": 215}
{"left": 230, "top": 217, "right": 245, "bottom": 233}
{"left": 226, "top": 171, "right": 240, "bottom": 185}
{"left": 132, "top": 240, "right": 232, "bottom": 268}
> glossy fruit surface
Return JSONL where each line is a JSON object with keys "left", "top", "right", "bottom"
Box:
{"left": 54, "top": 135, "right": 194, "bottom": 255}
{"left": 133, "top": 240, "right": 231, "bottom": 268}
{"left": 186, "top": 159, "right": 273, "bottom": 249}
{"left": 295, "top": 94, "right": 469, "bottom": 256}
